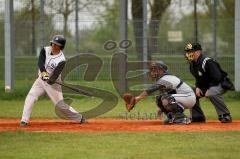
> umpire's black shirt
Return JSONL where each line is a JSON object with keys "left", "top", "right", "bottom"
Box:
{"left": 189, "top": 54, "right": 226, "bottom": 90}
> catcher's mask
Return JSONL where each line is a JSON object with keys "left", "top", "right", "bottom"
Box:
{"left": 184, "top": 42, "right": 202, "bottom": 61}
{"left": 149, "top": 61, "right": 168, "bottom": 79}
{"left": 50, "top": 35, "right": 66, "bottom": 50}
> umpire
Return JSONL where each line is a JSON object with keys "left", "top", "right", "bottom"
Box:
{"left": 184, "top": 42, "right": 232, "bottom": 123}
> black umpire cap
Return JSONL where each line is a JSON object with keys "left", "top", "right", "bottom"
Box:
{"left": 184, "top": 42, "right": 202, "bottom": 52}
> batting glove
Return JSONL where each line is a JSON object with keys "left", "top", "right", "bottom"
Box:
{"left": 41, "top": 71, "right": 49, "bottom": 81}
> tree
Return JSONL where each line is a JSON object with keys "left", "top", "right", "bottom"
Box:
{"left": 148, "top": 0, "right": 171, "bottom": 58}
{"left": 14, "top": 1, "right": 40, "bottom": 55}
{"left": 131, "top": 0, "right": 143, "bottom": 60}
{"left": 174, "top": 0, "right": 234, "bottom": 55}
{"left": 91, "top": 1, "right": 120, "bottom": 42}
{"left": 45, "top": 0, "right": 93, "bottom": 37}
{"left": 194, "top": 0, "right": 234, "bottom": 55}
{"left": 131, "top": 0, "right": 171, "bottom": 60}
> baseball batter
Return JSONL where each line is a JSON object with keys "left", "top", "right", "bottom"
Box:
{"left": 126, "top": 61, "right": 196, "bottom": 124}
{"left": 20, "top": 35, "right": 86, "bottom": 126}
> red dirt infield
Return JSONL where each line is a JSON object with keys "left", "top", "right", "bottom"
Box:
{"left": 0, "top": 119, "right": 240, "bottom": 133}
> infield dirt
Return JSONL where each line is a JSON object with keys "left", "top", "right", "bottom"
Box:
{"left": 0, "top": 119, "right": 240, "bottom": 132}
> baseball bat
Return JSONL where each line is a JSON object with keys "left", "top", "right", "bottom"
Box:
{"left": 55, "top": 81, "right": 93, "bottom": 97}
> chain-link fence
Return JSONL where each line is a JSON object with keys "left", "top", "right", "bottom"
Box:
{"left": 0, "top": 0, "right": 235, "bottom": 81}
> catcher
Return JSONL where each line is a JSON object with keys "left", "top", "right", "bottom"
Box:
{"left": 124, "top": 61, "right": 196, "bottom": 125}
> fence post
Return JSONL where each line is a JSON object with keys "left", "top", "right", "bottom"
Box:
{"left": 75, "top": 0, "right": 79, "bottom": 53}
{"left": 118, "top": 0, "right": 128, "bottom": 93}
{"left": 211, "top": 0, "right": 217, "bottom": 58}
{"left": 235, "top": 0, "right": 240, "bottom": 91}
{"left": 4, "top": 0, "right": 14, "bottom": 92}
{"left": 143, "top": 0, "right": 148, "bottom": 85}
{"left": 194, "top": 0, "right": 198, "bottom": 42}
{"left": 40, "top": 0, "right": 45, "bottom": 48}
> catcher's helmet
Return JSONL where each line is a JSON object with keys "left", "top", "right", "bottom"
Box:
{"left": 50, "top": 35, "right": 66, "bottom": 50}
{"left": 150, "top": 61, "right": 168, "bottom": 72}
{"left": 149, "top": 61, "right": 168, "bottom": 78}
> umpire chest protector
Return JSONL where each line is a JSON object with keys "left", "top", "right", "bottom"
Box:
{"left": 189, "top": 54, "right": 226, "bottom": 88}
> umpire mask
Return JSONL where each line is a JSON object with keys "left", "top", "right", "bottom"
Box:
{"left": 185, "top": 51, "right": 194, "bottom": 61}
{"left": 184, "top": 42, "right": 202, "bottom": 61}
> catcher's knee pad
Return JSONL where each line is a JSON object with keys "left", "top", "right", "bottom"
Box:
{"left": 156, "top": 95, "right": 167, "bottom": 113}
{"left": 165, "top": 103, "right": 184, "bottom": 114}
{"left": 161, "top": 95, "right": 175, "bottom": 106}
{"left": 156, "top": 95, "right": 162, "bottom": 106}
{"left": 161, "top": 95, "right": 184, "bottom": 114}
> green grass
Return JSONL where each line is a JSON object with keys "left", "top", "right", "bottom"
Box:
{"left": 0, "top": 131, "right": 240, "bottom": 159}
{"left": 1, "top": 96, "right": 240, "bottom": 120}
{"left": 0, "top": 79, "right": 240, "bottom": 159}
{"left": 0, "top": 80, "right": 240, "bottom": 120}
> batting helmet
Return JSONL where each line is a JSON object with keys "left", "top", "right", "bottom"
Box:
{"left": 50, "top": 35, "right": 66, "bottom": 50}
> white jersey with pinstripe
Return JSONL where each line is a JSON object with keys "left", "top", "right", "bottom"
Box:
{"left": 38, "top": 46, "right": 65, "bottom": 78}
{"left": 21, "top": 46, "right": 69, "bottom": 123}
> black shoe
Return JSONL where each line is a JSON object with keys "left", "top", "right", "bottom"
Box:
{"left": 80, "top": 116, "right": 87, "bottom": 124}
{"left": 163, "top": 113, "right": 191, "bottom": 125}
{"left": 174, "top": 116, "right": 191, "bottom": 125}
{"left": 19, "top": 121, "right": 28, "bottom": 127}
{"left": 163, "top": 112, "right": 174, "bottom": 125}
{"left": 219, "top": 114, "right": 232, "bottom": 123}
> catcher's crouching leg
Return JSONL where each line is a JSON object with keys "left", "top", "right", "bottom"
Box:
{"left": 156, "top": 95, "right": 168, "bottom": 116}
{"left": 55, "top": 100, "right": 86, "bottom": 124}
{"left": 161, "top": 95, "right": 191, "bottom": 125}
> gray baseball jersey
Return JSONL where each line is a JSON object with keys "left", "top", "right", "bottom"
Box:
{"left": 146, "top": 74, "right": 196, "bottom": 109}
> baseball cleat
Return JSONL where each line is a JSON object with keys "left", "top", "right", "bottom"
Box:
{"left": 219, "top": 114, "right": 232, "bottom": 123}
{"left": 19, "top": 121, "right": 28, "bottom": 127}
{"left": 163, "top": 118, "right": 191, "bottom": 125}
{"left": 80, "top": 117, "right": 87, "bottom": 124}
{"left": 163, "top": 116, "right": 191, "bottom": 125}
{"left": 181, "top": 117, "right": 191, "bottom": 125}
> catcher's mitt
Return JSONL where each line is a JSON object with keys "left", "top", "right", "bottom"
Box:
{"left": 123, "top": 93, "right": 136, "bottom": 112}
